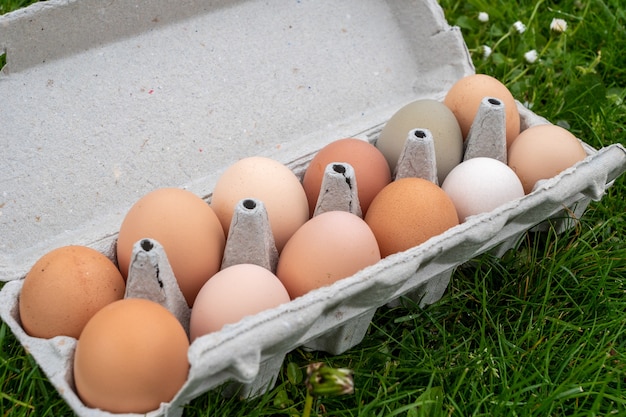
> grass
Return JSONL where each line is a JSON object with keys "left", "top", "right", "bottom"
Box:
{"left": 1, "top": 0, "right": 625, "bottom": 416}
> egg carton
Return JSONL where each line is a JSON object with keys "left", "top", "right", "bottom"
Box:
{"left": 1, "top": 0, "right": 626, "bottom": 416}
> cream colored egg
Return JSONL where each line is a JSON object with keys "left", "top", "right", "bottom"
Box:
{"left": 190, "top": 263, "right": 290, "bottom": 341}
{"left": 441, "top": 157, "right": 525, "bottom": 222}
{"left": 210, "top": 156, "right": 309, "bottom": 252}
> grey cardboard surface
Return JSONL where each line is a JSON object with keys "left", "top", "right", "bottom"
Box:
{"left": 1, "top": 0, "right": 626, "bottom": 416}
{"left": 1, "top": 0, "right": 472, "bottom": 281}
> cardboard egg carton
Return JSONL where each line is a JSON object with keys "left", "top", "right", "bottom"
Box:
{"left": 1, "top": 0, "right": 626, "bottom": 416}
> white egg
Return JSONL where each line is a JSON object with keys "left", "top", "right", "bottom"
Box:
{"left": 441, "top": 157, "right": 524, "bottom": 222}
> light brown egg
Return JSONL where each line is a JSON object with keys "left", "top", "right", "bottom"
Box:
{"left": 302, "top": 138, "right": 391, "bottom": 216}
{"left": 74, "top": 298, "right": 189, "bottom": 414}
{"left": 189, "top": 264, "right": 290, "bottom": 341}
{"left": 276, "top": 211, "right": 381, "bottom": 299}
{"left": 210, "top": 156, "right": 309, "bottom": 252}
{"left": 508, "top": 124, "right": 588, "bottom": 194}
{"left": 444, "top": 74, "right": 520, "bottom": 148}
{"left": 116, "top": 187, "right": 225, "bottom": 307}
{"left": 19, "top": 245, "right": 125, "bottom": 339}
{"left": 364, "top": 178, "right": 459, "bottom": 257}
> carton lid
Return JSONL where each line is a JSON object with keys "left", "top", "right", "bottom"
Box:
{"left": 0, "top": 0, "right": 473, "bottom": 280}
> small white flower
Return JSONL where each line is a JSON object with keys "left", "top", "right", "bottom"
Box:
{"left": 513, "top": 21, "right": 527, "bottom": 34}
{"left": 550, "top": 18, "right": 567, "bottom": 33}
{"left": 478, "top": 12, "right": 489, "bottom": 23}
{"left": 482, "top": 45, "right": 492, "bottom": 59}
{"left": 524, "top": 49, "right": 538, "bottom": 64}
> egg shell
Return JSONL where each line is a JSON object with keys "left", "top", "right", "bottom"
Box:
{"left": 4, "top": 1, "right": 625, "bottom": 414}
{"left": 210, "top": 156, "right": 309, "bottom": 252}
{"left": 364, "top": 178, "right": 459, "bottom": 257}
{"left": 73, "top": 298, "right": 190, "bottom": 414}
{"left": 375, "top": 99, "right": 464, "bottom": 183}
{"left": 190, "top": 264, "right": 290, "bottom": 341}
{"left": 441, "top": 157, "right": 525, "bottom": 222}
{"left": 276, "top": 211, "right": 381, "bottom": 299}
{"left": 18, "top": 245, "right": 125, "bottom": 339}
{"left": 443, "top": 74, "right": 520, "bottom": 148}
{"left": 116, "top": 187, "right": 225, "bottom": 307}
{"left": 508, "top": 124, "right": 588, "bottom": 194}
{"left": 302, "top": 138, "right": 391, "bottom": 216}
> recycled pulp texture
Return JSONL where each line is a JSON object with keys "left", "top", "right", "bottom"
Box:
{"left": 2, "top": 107, "right": 625, "bottom": 417}
{"left": 1, "top": 1, "right": 626, "bottom": 416}
{"left": 0, "top": 0, "right": 473, "bottom": 281}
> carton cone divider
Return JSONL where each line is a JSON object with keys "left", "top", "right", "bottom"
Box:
{"left": 313, "top": 162, "right": 362, "bottom": 218}
{"left": 394, "top": 128, "right": 439, "bottom": 184}
{"left": 221, "top": 198, "right": 279, "bottom": 273}
{"left": 464, "top": 96, "right": 508, "bottom": 163}
{"left": 125, "top": 238, "right": 192, "bottom": 335}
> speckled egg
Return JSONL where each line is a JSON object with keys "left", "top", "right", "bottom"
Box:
{"left": 19, "top": 245, "right": 125, "bottom": 339}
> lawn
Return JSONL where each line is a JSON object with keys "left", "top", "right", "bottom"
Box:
{"left": 1, "top": 0, "right": 625, "bottom": 416}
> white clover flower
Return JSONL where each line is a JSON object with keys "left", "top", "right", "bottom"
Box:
{"left": 550, "top": 18, "right": 568, "bottom": 33}
{"left": 513, "top": 21, "right": 527, "bottom": 34}
{"left": 482, "top": 45, "right": 492, "bottom": 59}
{"left": 524, "top": 49, "right": 538, "bottom": 64}
{"left": 478, "top": 12, "right": 489, "bottom": 23}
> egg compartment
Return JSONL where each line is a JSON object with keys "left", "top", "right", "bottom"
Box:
{"left": 2, "top": 124, "right": 624, "bottom": 417}
{"left": 2, "top": 0, "right": 626, "bottom": 416}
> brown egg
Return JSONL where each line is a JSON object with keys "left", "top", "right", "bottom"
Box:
{"left": 508, "top": 124, "right": 588, "bottom": 194}
{"left": 302, "top": 138, "right": 391, "bottom": 216}
{"left": 210, "top": 156, "right": 309, "bottom": 252}
{"left": 190, "top": 264, "right": 290, "bottom": 341}
{"left": 364, "top": 178, "right": 459, "bottom": 257}
{"left": 74, "top": 298, "right": 189, "bottom": 414}
{"left": 116, "top": 188, "right": 225, "bottom": 307}
{"left": 444, "top": 74, "right": 520, "bottom": 148}
{"left": 19, "top": 245, "right": 125, "bottom": 339}
{"left": 276, "top": 211, "right": 381, "bottom": 299}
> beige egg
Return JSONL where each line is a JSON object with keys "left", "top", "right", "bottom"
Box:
{"left": 508, "top": 124, "right": 588, "bottom": 194}
{"left": 116, "top": 187, "right": 225, "bottom": 307}
{"left": 276, "top": 211, "right": 381, "bottom": 299}
{"left": 190, "top": 263, "right": 290, "bottom": 341}
{"left": 210, "top": 156, "right": 309, "bottom": 252}
{"left": 74, "top": 298, "right": 189, "bottom": 414}
{"left": 19, "top": 245, "right": 125, "bottom": 339}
